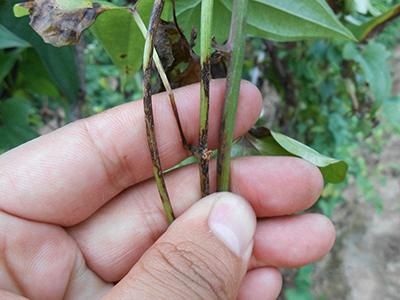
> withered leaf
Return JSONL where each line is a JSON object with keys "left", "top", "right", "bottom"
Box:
{"left": 18, "top": 0, "right": 105, "bottom": 47}
{"left": 153, "top": 20, "right": 227, "bottom": 92}
{"left": 154, "top": 20, "right": 201, "bottom": 90}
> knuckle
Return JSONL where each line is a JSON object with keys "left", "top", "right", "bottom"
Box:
{"left": 139, "top": 241, "right": 236, "bottom": 300}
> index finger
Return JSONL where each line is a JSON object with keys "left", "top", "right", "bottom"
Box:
{"left": 0, "top": 80, "right": 261, "bottom": 226}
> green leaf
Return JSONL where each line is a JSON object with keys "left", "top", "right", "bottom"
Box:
{"left": 174, "top": 0, "right": 233, "bottom": 53}
{"left": 343, "top": 42, "right": 392, "bottom": 106}
{"left": 175, "top": 0, "right": 202, "bottom": 40}
{"left": 175, "top": 0, "right": 357, "bottom": 42}
{"left": 220, "top": 0, "right": 356, "bottom": 41}
{"left": 175, "top": 0, "right": 355, "bottom": 45}
{"left": 91, "top": 1, "right": 153, "bottom": 76}
{"left": 15, "top": 0, "right": 94, "bottom": 12}
{"left": 0, "top": 24, "right": 30, "bottom": 49}
{"left": 50, "top": 0, "right": 92, "bottom": 10}
{"left": 0, "top": 50, "right": 21, "bottom": 83}
{"left": 347, "top": 4, "right": 400, "bottom": 41}
{"left": 16, "top": 49, "right": 61, "bottom": 98}
{"left": 0, "top": 97, "right": 38, "bottom": 150}
{"left": 248, "top": 128, "right": 348, "bottom": 183}
{"left": 346, "top": 0, "right": 369, "bottom": 14}
{"left": 175, "top": 0, "right": 201, "bottom": 14}
{"left": 270, "top": 131, "right": 348, "bottom": 183}
{"left": 13, "top": 4, "right": 30, "bottom": 17}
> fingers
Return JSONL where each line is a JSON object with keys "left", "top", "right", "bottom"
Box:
{"left": 0, "top": 80, "right": 262, "bottom": 226}
{"left": 73, "top": 212, "right": 334, "bottom": 283}
{"left": 252, "top": 214, "right": 336, "bottom": 268}
{"left": 69, "top": 156, "right": 323, "bottom": 282}
{"left": 237, "top": 268, "right": 282, "bottom": 300}
{"left": 0, "top": 290, "right": 29, "bottom": 300}
{"left": 0, "top": 212, "right": 77, "bottom": 299}
{"left": 103, "top": 193, "right": 256, "bottom": 300}
{"left": 0, "top": 212, "right": 111, "bottom": 300}
{"left": 231, "top": 157, "right": 323, "bottom": 216}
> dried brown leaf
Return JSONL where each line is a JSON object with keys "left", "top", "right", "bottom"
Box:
{"left": 154, "top": 20, "right": 200, "bottom": 89}
{"left": 20, "top": 0, "right": 104, "bottom": 47}
{"left": 153, "top": 20, "right": 228, "bottom": 91}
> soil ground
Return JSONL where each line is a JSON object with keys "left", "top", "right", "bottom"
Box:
{"left": 275, "top": 45, "right": 400, "bottom": 300}
{"left": 310, "top": 45, "right": 400, "bottom": 300}
{"left": 312, "top": 136, "right": 400, "bottom": 299}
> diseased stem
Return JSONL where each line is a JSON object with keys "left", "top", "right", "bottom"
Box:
{"left": 132, "top": 9, "right": 189, "bottom": 150}
{"left": 217, "top": 0, "right": 248, "bottom": 192}
{"left": 143, "top": 0, "right": 175, "bottom": 223}
{"left": 199, "top": 0, "right": 214, "bottom": 197}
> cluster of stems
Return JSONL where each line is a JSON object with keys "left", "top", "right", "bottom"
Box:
{"left": 141, "top": 0, "right": 248, "bottom": 222}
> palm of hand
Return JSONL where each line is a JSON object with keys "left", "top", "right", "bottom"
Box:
{"left": 0, "top": 81, "right": 334, "bottom": 300}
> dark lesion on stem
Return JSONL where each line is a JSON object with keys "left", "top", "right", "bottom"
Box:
{"left": 143, "top": 0, "right": 175, "bottom": 223}
{"left": 199, "top": 59, "right": 212, "bottom": 196}
{"left": 130, "top": 5, "right": 193, "bottom": 158}
{"left": 198, "top": 0, "right": 214, "bottom": 197}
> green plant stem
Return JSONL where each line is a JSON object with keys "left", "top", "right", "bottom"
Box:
{"left": 142, "top": 0, "right": 175, "bottom": 223}
{"left": 217, "top": 0, "right": 248, "bottom": 192}
{"left": 199, "top": 0, "right": 214, "bottom": 197}
{"left": 132, "top": 9, "right": 189, "bottom": 150}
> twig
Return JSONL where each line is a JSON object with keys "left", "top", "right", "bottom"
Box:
{"left": 143, "top": 0, "right": 175, "bottom": 223}
{"left": 172, "top": 0, "right": 186, "bottom": 41}
{"left": 131, "top": 9, "right": 189, "bottom": 151}
{"left": 217, "top": 0, "right": 248, "bottom": 192}
{"left": 199, "top": 0, "right": 214, "bottom": 197}
{"left": 360, "top": 7, "right": 400, "bottom": 42}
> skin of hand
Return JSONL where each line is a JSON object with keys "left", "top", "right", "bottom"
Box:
{"left": 0, "top": 80, "right": 335, "bottom": 300}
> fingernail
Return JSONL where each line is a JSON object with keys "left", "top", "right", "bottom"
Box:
{"left": 208, "top": 193, "right": 256, "bottom": 257}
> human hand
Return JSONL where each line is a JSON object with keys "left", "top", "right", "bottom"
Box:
{"left": 0, "top": 80, "right": 335, "bottom": 300}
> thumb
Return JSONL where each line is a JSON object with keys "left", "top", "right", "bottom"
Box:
{"left": 104, "top": 192, "right": 257, "bottom": 300}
